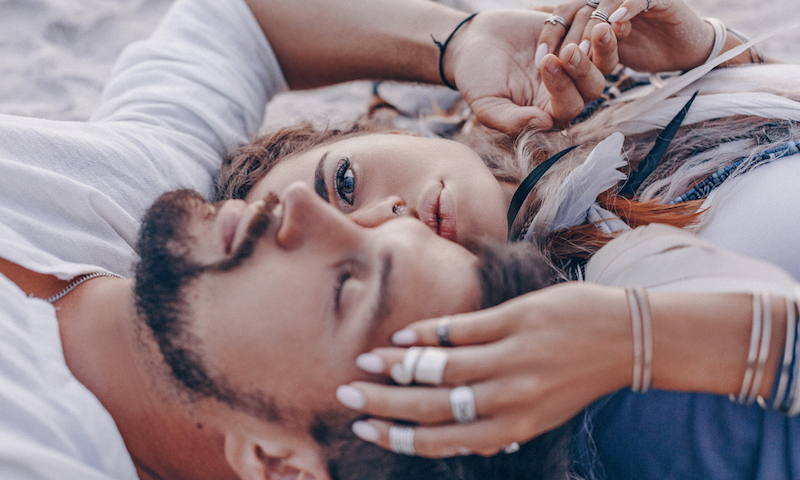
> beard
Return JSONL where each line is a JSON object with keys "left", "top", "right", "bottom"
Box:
{"left": 317, "top": 240, "right": 573, "bottom": 480}
{"left": 134, "top": 189, "right": 282, "bottom": 420}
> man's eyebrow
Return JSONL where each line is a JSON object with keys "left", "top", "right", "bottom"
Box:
{"left": 367, "top": 253, "right": 394, "bottom": 339}
{"left": 314, "top": 151, "right": 330, "bottom": 202}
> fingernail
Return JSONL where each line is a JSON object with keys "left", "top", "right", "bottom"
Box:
{"left": 392, "top": 329, "right": 417, "bottom": 345}
{"left": 355, "top": 353, "right": 384, "bottom": 373}
{"left": 579, "top": 39, "right": 590, "bottom": 55}
{"left": 544, "top": 56, "right": 560, "bottom": 75}
{"left": 600, "top": 25, "right": 613, "bottom": 44}
{"left": 609, "top": 7, "right": 627, "bottom": 24}
{"left": 569, "top": 45, "right": 582, "bottom": 66}
{"left": 352, "top": 421, "right": 380, "bottom": 442}
{"left": 534, "top": 42, "right": 549, "bottom": 68}
{"left": 336, "top": 385, "right": 366, "bottom": 410}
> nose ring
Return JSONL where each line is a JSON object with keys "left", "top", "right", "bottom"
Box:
{"left": 392, "top": 204, "right": 406, "bottom": 216}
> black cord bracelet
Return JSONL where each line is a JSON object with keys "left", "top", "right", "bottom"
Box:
{"left": 431, "top": 12, "right": 478, "bottom": 91}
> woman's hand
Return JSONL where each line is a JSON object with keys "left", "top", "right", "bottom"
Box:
{"left": 537, "top": 0, "right": 714, "bottom": 74}
{"left": 446, "top": 9, "right": 608, "bottom": 134}
{"left": 335, "top": 282, "right": 633, "bottom": 458}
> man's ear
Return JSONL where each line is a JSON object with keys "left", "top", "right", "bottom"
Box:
{"left": 224, "top": 430, "right": 331, "bottom": 480}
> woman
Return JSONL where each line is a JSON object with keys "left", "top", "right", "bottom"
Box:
{"left": 215, "top": 0, "right": 800, "bottom": 477}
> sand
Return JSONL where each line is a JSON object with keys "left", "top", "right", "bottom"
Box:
{"left": 1, "top": 0, "right": 798, "bottom": 125}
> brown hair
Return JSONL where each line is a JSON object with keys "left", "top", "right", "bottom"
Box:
{"left": 214, "top": 121, "right": 390, "bottom": 203}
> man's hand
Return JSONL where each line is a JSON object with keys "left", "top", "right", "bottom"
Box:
{"left": 445, "top": 9, "right": 608, "bottom": 134}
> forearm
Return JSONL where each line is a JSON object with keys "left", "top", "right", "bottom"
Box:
{"left": 244, "top": 0, "right": 467, "bottom": 89}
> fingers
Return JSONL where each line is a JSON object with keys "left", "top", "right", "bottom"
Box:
{"left": 535, "top": 0, "right": 585, "bottom": 67}
{"left": 470, "top": 98, "right": 554, "bottom": 135}
{"left": 349, "top": 416, "right": 532, "bottom": 458}
{"left": 589, "top": 23, "right": 619, "bottom": 74}
{"left": 539, "top": 44, "right": 605, "bottom": 126}
{"left": 356, "top": 342, "right": 512, "bottom": 386}
{"left": 391, "top": 308, "right": 517, "bottom": 348}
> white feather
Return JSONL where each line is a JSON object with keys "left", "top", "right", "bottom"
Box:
{"left": 526, "top": 132, "right": 627, "bottom": 238}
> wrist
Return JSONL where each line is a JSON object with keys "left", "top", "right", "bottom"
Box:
{"left": 436, "top": 12, "right": 478, "bottom": 90}
{"left": 649, "top": 292, "right": 785, "bottom": 398}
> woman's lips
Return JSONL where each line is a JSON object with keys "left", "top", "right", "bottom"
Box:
{"left": 419, "top": 182, "right": 457, "bottom": 242}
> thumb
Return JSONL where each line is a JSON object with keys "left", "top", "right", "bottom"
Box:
{"left": 471, "top": 96, "right": 554, "bottom": 135}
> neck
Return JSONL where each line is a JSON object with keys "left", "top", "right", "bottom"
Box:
{"left": 24, "top": 265, "right": 238, "bottom": 480}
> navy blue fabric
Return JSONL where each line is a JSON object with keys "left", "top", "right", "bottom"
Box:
{"left": 573, "top": 390, "right": 800, "bottom": 479}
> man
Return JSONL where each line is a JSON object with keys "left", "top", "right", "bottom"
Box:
{"left": 0, "top": 0, "right": 608, "bottom": 478}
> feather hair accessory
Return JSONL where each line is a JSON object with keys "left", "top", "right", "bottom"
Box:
{"left": 525, "top": 132, "right": 628, "bottom": 240}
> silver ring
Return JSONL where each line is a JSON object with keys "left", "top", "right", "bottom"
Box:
{"left": 589, "top": 10, "right": 611, "bottom": 23}
{"left": 413, "top": 347, "right": 448, "bottom": 385}
{"left": 392, "top": 204, "right": 406, "bottom": 216}
{"left": 585, "top": 0, "right": 600, "bottom": 7}
{"left": 544, "top": 14, "right": 567, "bottom": 29}
{"left": 389, "top": 426, "right": 416, "bottom": 456}
{"left": 450, "top": 386, "right": 477, "bottom": 423}
{"left": 436, "top": 317, "right": 453, "bottom": 347}
{"left": 390, "top": 346, "right": 423, "bottom": 385}
{"left": 503, "top": 442, "right": 520, "bottom": 454}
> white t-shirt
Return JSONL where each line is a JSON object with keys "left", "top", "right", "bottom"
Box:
{"left": 0, "top": 0, "right": 286, "bottom": 477}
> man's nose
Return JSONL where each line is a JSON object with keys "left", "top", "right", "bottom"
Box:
{"left": 276, "top": 182, "right": 361, "bottom": 250}
{"left": 349, "top": 196, "right": 410, "bottom": 228}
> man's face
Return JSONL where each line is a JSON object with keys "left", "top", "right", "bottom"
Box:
{"left": 141, "top": 182, "right": 482, "bottom": 425}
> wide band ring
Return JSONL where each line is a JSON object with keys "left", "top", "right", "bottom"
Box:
{"left": 436, "top": 317, "right": 453, "bottom": 347}
{"left": 450, "top": 386, "right": 477, "bottom": 423}
{"left": 414, "top": 347, "right": 449, "bottom": 385}
{"left": 585, "top": 0, "right": 600, "bottom": 7}
{"left": 389, "top": 426, "right": 416, "bottom": 456}
{"left": 589, "top": 10, "right": 611, "bottom": 23}
{"left": 390, "top": 346, "right": 423, "bottom": 385}
{"left": 544, "top": 14, "right": 568, "bottom": 29}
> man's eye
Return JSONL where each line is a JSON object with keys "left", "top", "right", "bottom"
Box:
{"left": 335, "top": 158, "right": 356, "bottom": 205}
{"left": 334, "top": 270, "right": 351, "bottom": 313}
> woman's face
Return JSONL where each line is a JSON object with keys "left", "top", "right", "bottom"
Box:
{"left": 247, "top": 133, "right": 510, "bottom": 244}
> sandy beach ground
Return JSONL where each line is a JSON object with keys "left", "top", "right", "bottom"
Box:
{"left": 1, "top": 0, "right": 798, "bottom": 126}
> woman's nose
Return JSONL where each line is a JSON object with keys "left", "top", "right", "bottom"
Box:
{"left": 276, "top": 182, "right": 361, "bottom": 250}
{"left": 349, "top": 197, "right": 409, "bottom": 228}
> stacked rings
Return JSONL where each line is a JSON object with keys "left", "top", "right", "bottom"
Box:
{"left": 414, "top": 348, "right": 448, "bottom": 384}
{"left": 544, "top": 15, "right": 568, "bottom": 28}
{"left": 585, "top": 0, "right": 600, "bottom": 7}
{"left": 389, "top": 426, "right": 416, "bottom": 456}
{"left": 390, "top": 347, "right": 449, "bottom": 386}
{"left": 450, "top": 386, "right": 477, "bottom": 423}
{"left": 589, "top": 10, "right": 611, "bottom": 23}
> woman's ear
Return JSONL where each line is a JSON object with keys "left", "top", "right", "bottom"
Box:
{"left": 223, "top": 430, "right": 331, "bottom": 480}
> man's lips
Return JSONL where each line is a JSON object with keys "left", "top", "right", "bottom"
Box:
{"left": 419, "top": 182, "right": 457, "bottom": 242}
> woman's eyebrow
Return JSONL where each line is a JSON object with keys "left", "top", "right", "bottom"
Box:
{"left": 314, "top": 151, "right": 330, "bottom": 202}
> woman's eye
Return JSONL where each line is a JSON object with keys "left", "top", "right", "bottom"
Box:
{"left": 335, "top": 158, "right": 356, "bottom": 205}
